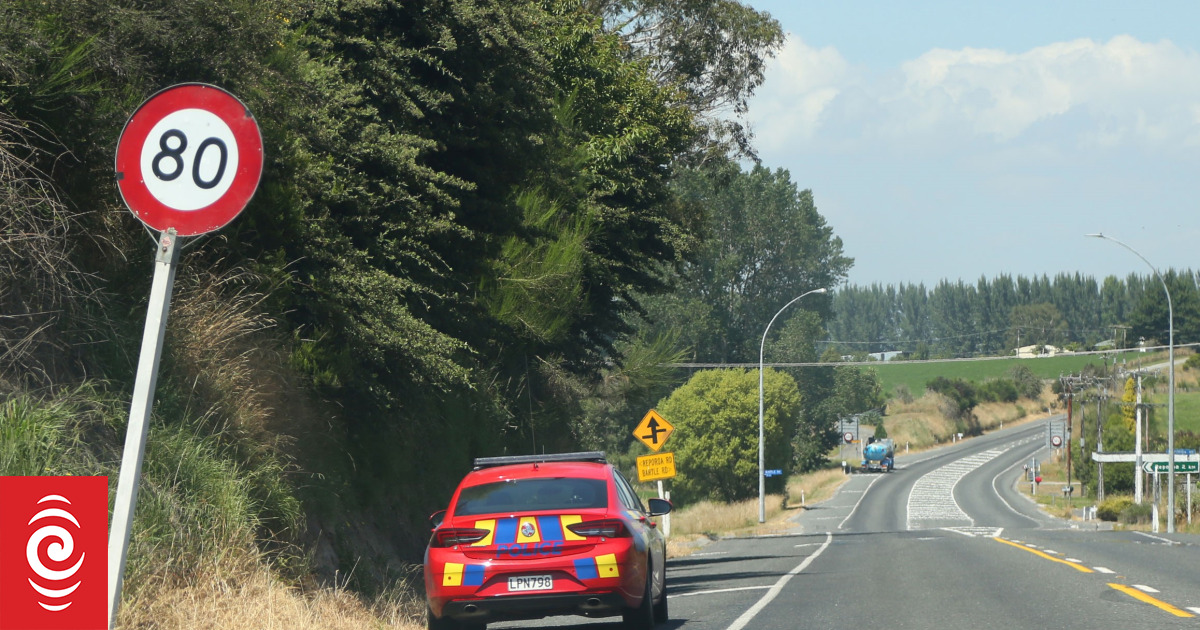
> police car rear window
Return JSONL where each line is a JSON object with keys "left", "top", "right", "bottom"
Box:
{"left": 454, "top": 478, "right": 608, "bottom": 516}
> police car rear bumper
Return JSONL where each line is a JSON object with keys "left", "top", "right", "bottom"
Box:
{"left": 441, "top": 591, "right": 626, "bottom": 623}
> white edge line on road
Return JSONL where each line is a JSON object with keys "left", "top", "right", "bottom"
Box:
{"left": 839, "top": 475, "right": 884, "bottom": 530}
{"left": 670, "top": 585, "right": 770, "bottom": 599}
{"left": 990, "top": 443, "right": 1043, "bottom": 527}
{"left": 688, "top": 552, "right": 728, "bottom": 556}
{"left": 1134, "top": 531, "right": 1179, "bottom": 545}
{"left": 724, "top": 532, "right": 833, "bottom": 630}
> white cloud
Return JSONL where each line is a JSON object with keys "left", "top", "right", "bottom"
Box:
{"left": 750, "top": 34, "right": 1200, "bottom": 151}
{"left": 748, "top": 35, "right": 852, "bottom": 148}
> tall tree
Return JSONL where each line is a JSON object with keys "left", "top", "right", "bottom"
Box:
{"left": 1126, "top": 270, "right": 1200, "bottom": 346}
{"left": 583, "top": 0, "right": 784, "bottom": 158}
{"left": 657, "top": 162, "right": 851, "bottom": 363}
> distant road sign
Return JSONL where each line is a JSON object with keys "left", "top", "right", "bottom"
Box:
{"left": 115, "top": 83, "right": 263, "bottom": 236}
{"left": 764, "top": 469, "right": 783, "bottom": 477}
{"left": 1143, "top": 461, "right": 1199, "bottom": 474}
{"left": 637, "top": 452, "right": 676, "bottom": 482}
{"left": 844, "top": 432, "right": 854, "bottom": 443}
{"left": 1051, "top": 435, "right": 1062, "bottom": 448}
{"left": 634, "top": 409, "right": 673, "bottom": 452}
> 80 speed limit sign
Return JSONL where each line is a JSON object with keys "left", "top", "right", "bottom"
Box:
{"left": 115, "top": 83, "right": 263, "bottom": 236}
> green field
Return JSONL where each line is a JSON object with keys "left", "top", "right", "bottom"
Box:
{"left": 1145, "top": 390, "right": 1200, "bottom": 434}
{"left": 872, "top": 350, "right": 1151, "bottom": 397}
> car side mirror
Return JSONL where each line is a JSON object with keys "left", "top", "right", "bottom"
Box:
{"left": 429, "top": 509, "right": 447, "bottom": 529}
{"left": 646, "top": 498, "right": 672, "bottom": 517}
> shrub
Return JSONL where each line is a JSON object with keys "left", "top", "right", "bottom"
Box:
{"left": 891, "top": 383, "right": 913, "bottom": 404}
{"left": 978, "top": 378, "right": 1019, "bottom": 403}
{"left": 925, "top": 377, "right": 978, "bottom": 418}
{"left": 1010, "top": 364, "right": 1044, "bottom": 399}
{"left": 1096, "top": 496, "right": 1133, "bottom": 521}
{"left": 1119, "top": 502, "right": 1153, "bottom": 525}
{"left": 1185, "top": 353, "right": 1200, "bottom": 371}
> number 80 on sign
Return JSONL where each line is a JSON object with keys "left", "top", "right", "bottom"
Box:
{"left": 115, "top": 83, "right": 263, "bottom": 236}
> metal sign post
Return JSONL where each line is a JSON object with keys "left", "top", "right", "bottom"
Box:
{"left": 107, "top": 231, "right": 180, "bottom": 626}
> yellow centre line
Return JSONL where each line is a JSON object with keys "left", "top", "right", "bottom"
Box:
{"left": 992, "top": 537, "right": 1093, "bottom": 573}
{"left": 1107, "top": 584, "right": 1194, "bottom": 618}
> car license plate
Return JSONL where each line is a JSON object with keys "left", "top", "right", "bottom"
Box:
{"left": 508, "top": 575, "right": 553, "bottom": 592}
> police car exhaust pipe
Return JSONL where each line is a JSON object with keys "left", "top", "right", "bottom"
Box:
{"left": 586, "top": 598, "right": 601, "bottom": 607}
{"left": 464, "top": 605, "right": 478, "bottom": 613}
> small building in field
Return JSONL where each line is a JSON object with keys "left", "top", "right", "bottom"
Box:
{"left": 1016, "top": 344, "right": 1061, "bottom": 358}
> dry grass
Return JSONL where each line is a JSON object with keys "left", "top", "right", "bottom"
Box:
{"left": 668, "top": 496, "right": 786, "bottom": 539}
{"left": 882, "top": 389, "right": 1054, "bottom": 454}
{"left": 665, "top": 467, "right": 852, "bottom": 557}
{"left": 119, "top": 564, "right": 426, "bottom": 630}
{"left": 883, "top": 394, "right": 954, "bottom": 449}
{"left": 786, "top": 468, "right": 849, "bottom": 507}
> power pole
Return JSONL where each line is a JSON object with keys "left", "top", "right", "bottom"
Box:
{"left": 1096, "top": 381, "right": 1105, "bottom": 502}
{"left": 1066, "top": 381, "right": 1073, "bottom": 495}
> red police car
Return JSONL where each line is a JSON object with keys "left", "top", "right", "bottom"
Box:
{"left": 424, "top": 452, "right": 672, "bottom": 629}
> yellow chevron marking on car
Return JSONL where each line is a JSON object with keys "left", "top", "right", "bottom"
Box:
{"left": 442, "top": 562, "right": 464, "bottom": 587}
{"left": 1108, "top": 584, "right": 1194, "bottom": 618}
{"left": 597, "top": 553, "right": 619, "bottom": 578}
{"left": 993, "top": 538, "right": 1092, "bottom": 573}
{"left": 472, "top": 519, "right": 496, "bottom": 546}
{"left": 560, "top": 515, "right": 585, "bottom": 541}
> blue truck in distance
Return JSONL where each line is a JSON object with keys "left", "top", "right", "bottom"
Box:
{"left": 860, "top": 437, "right": 895, "bottom": 473}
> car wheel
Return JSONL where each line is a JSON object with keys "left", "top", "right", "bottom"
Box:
{"left": 652, "top": 579, "right": 668, "bottom": 623}
{"left": 622, "top": 562, "right": 656, "bottom": 629}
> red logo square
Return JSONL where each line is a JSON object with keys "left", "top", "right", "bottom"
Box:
{"left": 0, "top": 476, "right": 109, "bottom": 630}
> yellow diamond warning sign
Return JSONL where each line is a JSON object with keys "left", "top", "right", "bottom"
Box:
{"left": 637, "top": 452, "right": 676, "bottom": 482}
{"left": 633, "top": 409, "right": 673, "bottom": 452}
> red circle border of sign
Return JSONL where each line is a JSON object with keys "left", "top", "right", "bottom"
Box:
{"left": 115, "top": 83, "right": 263, "bottom": 236}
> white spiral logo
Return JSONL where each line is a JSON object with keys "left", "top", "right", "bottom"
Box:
{"left": 26, "top": 494, "right": 85, "bottom": 612}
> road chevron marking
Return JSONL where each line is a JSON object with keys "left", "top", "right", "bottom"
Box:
{"left": 1108, "top": 583, "right": 1194, "bottom": 618}
{"left": 993, "top": 538, "right": 1093, "bottom": 573}
{"left": 906, "top": 449, "right": 1007, "bottom": 529}
{"left": 941, "top": 526, "right": 1003, "bottom": 538}
{"left": 1093, "top": 567, "right": 1115, "bottom": 573}
{"left": 1133, "top": 584, "right": 1160, "bottom": 593}
{"left": 1188, "top": 607, "right": 1200, "bottom": 615}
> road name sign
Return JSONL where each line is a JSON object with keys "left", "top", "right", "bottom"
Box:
{"left": 637, "top": 452, "right": 676, "bottom": 482}
{"left": 764, "top": 469, "right": 783, "bottom": 477}
{"left": 115, "top": 83, "right": 264, "bottom": 236}
{"left": 1143, "top": 461, "right": 1199, "bottom": 474}
{"left": 634, "top": 409, "right": 673, "bottom": 452}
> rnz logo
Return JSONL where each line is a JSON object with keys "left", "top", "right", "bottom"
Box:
{"left": 1, "top": 476, "right": 108, "bottom": 630}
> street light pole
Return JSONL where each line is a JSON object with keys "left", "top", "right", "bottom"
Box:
{"left": 759, "top": 287, "right": 827, "bottom": 523}
{"left": 1086, "top": 233, "right": 1175, "bottom": 532}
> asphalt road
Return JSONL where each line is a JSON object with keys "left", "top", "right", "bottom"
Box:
{"left": 495, "top": 419, "right": 1200, "bottom": 629}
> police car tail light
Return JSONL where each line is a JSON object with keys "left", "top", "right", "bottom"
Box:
{"left": 432, "top": 527, "right": 491, "bottom": 547}
{"left": 567, "top": 518, "right": 628, "bottom": 538}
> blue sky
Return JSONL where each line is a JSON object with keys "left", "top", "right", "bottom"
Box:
{"left": 743, "top": 1, "right": 1200, "bottom": 287}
